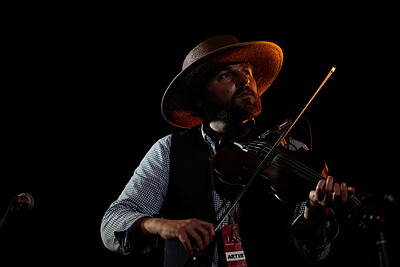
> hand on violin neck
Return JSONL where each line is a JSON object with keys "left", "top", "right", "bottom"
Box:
{"left": 306, "top": 175, "right": 355, "bottom": 217}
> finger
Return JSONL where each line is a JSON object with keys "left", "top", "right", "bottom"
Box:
{"left": 198, "top": 221, "right": 216, "bottom": 246}
{"left": 177, "top": 232, "right": 194, "bottom": 255}
{"left": 340, "top": 182, "right": 348, "bottom": 202}
{"left": 332, "top": 182, "right": 341, "bottom": 202}
{"left": 322, "top": 176, "right": 338, "bottom": 206}
{"left": 187, "top": 230, "right": 205, "bottom": 254}
{"left": 192, "top": 223, "right": 215, "bottom": 254}
{"left": 347, "top": 186, "right": 355, "bottom": 194}
{"left": 183, "top": 220, "right": 208, "bottom": 254}
{"left": 315, "top": 179, "right": 326, "bottom": 201}
{"left": 325, "top": 176, "right": 334, "bottom": 195}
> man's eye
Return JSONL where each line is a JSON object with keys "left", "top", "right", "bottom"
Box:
{"left": 243, "top": 69, "right": 252, "bottom": 75}
{"left": 220, "top": 72, "right": 232, "bottom": 78}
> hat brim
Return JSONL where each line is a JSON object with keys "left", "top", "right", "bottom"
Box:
{"left": 161, "top": 41, "right": 283, "bottom": 129}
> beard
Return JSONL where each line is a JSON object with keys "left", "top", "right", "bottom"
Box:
{"left": 213, "top": 91, "right": 262, "bottom": 123}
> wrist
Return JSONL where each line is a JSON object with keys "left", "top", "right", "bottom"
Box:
{"left": 135, "top": 216, "right": 154, "bottom": 236}
{"left": 304, "top": 200, "right": 330, "bottom": 221}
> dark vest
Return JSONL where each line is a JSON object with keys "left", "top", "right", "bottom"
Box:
{"left": 162, "top": 126, "right": 217, "bottom": 267}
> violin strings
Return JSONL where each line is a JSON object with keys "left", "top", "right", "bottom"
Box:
{"left": 247, "top": 141, "right": 322, "bottom": 183}
{"left": 246, "top": 140, "right": 362, "bottom": 207}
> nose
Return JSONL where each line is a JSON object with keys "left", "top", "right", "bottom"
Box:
{"left": 236, "top": 72, "right": 250, "bottom": 87}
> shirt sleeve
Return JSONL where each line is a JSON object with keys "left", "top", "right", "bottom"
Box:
{"left": 100, "top": 134, "right": 172, "bottom": 255}
{"left": 288, "top": 137, "right": 337, "bottom": 263}
{"left": 292, "top": 201, "right": 339, "bottom": 263}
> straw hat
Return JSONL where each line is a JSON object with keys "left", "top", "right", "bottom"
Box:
{"left": 161, "top": 35, "right": 283, "bottom": 128}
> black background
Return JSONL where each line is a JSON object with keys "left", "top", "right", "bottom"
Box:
{"left": 1, "top": 4, "right": 399, "bottom": 266}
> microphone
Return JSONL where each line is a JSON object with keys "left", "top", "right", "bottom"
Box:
{"left": 13, "top": 193, "right": 35, "bottom": 212}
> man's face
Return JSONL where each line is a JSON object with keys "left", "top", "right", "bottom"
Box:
{"left": 201, "top": 63, "right": 262, "bottom": 123}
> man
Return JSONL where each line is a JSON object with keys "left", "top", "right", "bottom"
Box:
{"left": 100, "top": 35, "right": 355, "bottom": 266}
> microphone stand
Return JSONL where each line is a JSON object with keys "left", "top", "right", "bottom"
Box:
{"left": 374, "top": 199, "right": 392, "bottom": 267}
{"left": 376, "top": 228, "right": 391, "bottom": 267}
{"left": 0, "top": 195, "right": 18, "bottom": 232}
{"left": 358, "top": 192, "right": 392, "bottom": 267}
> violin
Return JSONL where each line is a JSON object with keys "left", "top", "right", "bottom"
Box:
{"left": 212, "top": 120, "right": 362, "bottom": 211}
{"left": 213, "top": 127, "right": 329, "bottom": 203}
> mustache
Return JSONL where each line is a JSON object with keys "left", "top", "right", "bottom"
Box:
{"left": 232, "top": 86, "right": 257, "bottom": 99}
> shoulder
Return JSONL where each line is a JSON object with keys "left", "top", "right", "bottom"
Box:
{"left": 142, "top": 134, "right": 174, "bottom": 159}
{"left": 153, "top": 134, "right": 173, "bottom": 149}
